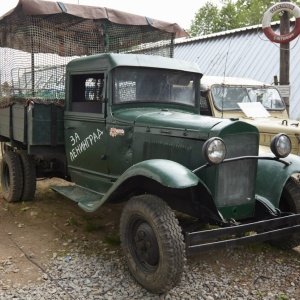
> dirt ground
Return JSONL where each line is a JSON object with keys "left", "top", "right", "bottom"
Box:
{"left": 0, "top": 177, "right": 123, "bottom": 288}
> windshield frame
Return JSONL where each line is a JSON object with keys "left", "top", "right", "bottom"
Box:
{"left": 112, "top": 66, "right": 200, "bottom": 109}
{"left": 210, "top": 84, "right": 286, "bottom": 112}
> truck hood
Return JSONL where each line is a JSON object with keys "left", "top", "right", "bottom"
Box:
{"left": 240, "top": 116, "right": 300, "bottom": 156}
{"left": 112, "top": 108, "right": 225, "bottom": 139}
{"left": 240, "top": 116, "right": 300, "bottom": 135}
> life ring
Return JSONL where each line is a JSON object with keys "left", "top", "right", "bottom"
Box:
{"left": 262, "top": 2, "right": 300, "bottom": 44}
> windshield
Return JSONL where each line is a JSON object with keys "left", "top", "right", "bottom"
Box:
{"left": 211, "top": 85, "right": 285, "bottom": 111}
{"left": 113, "top": 67, "right": 199, "bottom": 107}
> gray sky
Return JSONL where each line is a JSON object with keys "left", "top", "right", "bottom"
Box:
{"left": 0, "top": 0, "right": 220, "bottom": 30}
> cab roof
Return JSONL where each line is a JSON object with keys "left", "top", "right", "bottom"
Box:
{"left": 66, "top": 53, "right": 203, "bottom": 75}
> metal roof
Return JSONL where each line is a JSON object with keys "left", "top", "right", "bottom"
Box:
{"left": 174, "top": 21, "right": 300, "bottom": 120}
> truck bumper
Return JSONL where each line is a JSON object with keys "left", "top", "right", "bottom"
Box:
{"left": 185, "top": 214, "right": 300, "bottom": 256}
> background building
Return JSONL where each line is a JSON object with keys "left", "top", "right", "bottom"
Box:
{"left": 174, "top": 21, "right": 300, "bottom": 120}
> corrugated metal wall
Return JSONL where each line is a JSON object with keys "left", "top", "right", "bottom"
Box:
{"left": 174, "top": 23, "right": 300, "bottom": 120}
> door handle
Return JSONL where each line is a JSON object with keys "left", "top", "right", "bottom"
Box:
{"left": 65, "top": 126, "right": 75, "bottom": 130}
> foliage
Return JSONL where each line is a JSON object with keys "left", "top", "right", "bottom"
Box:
{"left": 188, "top": 0, "right": 300, "bottom": 37}
{"left": 189, "top": 2, "right": 220, "bottom": 36}
{"left": 218, "top": 1, "right": 240, "bottom": 31}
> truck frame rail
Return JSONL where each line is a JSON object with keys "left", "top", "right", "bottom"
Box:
{"left": 185, "top": 214, "right": 300, "bottom": 255}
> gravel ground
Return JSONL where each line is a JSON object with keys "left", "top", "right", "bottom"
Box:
{"left": 0, "top": 241, "right": 299, "bottom": 300}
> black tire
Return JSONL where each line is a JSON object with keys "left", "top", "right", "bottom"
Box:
{"left": 17, "top": 150, "right": 36, "bottom": 201}
{"left": 0, "top": 151, "right": 23, "bottom": 202}
{"left": 120, "top": 195, "right": 185, "bottom": 294}
{"left": 267, "top": 177, "right": 300, "bottom": 249}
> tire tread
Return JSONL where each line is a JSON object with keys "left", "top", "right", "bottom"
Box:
{"left": 120, "top": 194, "right": 185, "bottom": 294}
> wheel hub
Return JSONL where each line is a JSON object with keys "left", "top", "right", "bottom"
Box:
{"left": 134, "top": 221, "right": 159, "bottom": 266}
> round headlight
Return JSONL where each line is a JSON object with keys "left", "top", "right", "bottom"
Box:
{"left": 270, "top": 133, "right": 291, "bottom": 158}
{"left": 203, "top": 137, "right": 226, "bottom": 165}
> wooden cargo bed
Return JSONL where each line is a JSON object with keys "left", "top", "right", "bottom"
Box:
{"left": 0, "top": 102, "right": 65, "bottom": 151}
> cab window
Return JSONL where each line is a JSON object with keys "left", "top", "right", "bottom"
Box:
{"left": 70, "top": 73, "right": 105, "bottom": 113}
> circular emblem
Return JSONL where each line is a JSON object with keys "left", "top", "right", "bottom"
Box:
{"left": 262, "top": 2, "right": 300, "bottom": 44}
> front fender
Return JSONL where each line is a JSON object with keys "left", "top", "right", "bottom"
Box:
{"left": 81, "top": 159, "right": 201, "bottom": 211}
{"left": 256, "top": 153, "right": 300, "bottom": 208}
{"left": 117, "top": 159, "right": 200, "bottom": 188}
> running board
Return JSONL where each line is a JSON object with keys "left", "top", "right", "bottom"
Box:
{"left": 51, "top": 185, "right": 104, "bottom": 212}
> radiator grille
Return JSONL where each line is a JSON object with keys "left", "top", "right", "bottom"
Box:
{"left": 215, "top": 133, "right": 258, "bottom": 207}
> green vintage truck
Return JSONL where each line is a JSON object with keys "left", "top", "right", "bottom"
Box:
{"left": 1, "top": 53, "right": 300, "bottom": 294}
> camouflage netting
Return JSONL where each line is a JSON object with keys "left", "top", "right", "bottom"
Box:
{"left": 0, "top": 0, "right": 188, "bottom": 107}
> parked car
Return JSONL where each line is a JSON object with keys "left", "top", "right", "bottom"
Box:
{"left": 200, "top": 76, "right": 300, "bottom": 155}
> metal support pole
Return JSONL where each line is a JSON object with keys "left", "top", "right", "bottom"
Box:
{"left": 279, "top": 0, "right": 291, "bottom": 115}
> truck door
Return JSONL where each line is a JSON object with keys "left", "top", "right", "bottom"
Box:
{"left": 64, "top": 72, "right": 108, "bottom": 191}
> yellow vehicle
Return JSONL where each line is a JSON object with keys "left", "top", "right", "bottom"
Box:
{"left": 200, "top": 76, "right": 300, "bottom": 155}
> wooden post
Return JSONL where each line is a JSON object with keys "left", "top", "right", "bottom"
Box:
{"left": 280, "top": 0, "right": 290, "bottom": 115}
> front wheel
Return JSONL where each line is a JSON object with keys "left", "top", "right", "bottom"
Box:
{"left": 267, "top": 177, "right": 300, "bottom": 249}
{"left": 120, "top": 195, "right": 185, "bottom": 294}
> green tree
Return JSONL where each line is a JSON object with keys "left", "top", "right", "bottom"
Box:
{"left": 188, "top": 0, "right": 300, "bottom": 37}
{"left": 189, "top": 2, "right": 220, "bottom": 36}
{"left": 236, "top": 0, "right": 278, "bottom": 27}
{"left": 217, "top": 1, "right": 240, "bottom": 32}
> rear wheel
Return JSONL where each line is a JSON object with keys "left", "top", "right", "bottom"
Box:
{"left": 267, "top": 177, "right": 300, "bottom": 249}
{"left": 17, "top": 150, "right": 36, "bottom": 201}
{"left": 0, "top": 151, "right": 23, "bottom": 202}
{"left": 120, "top": 194, "right": 185, "bottom": 294}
